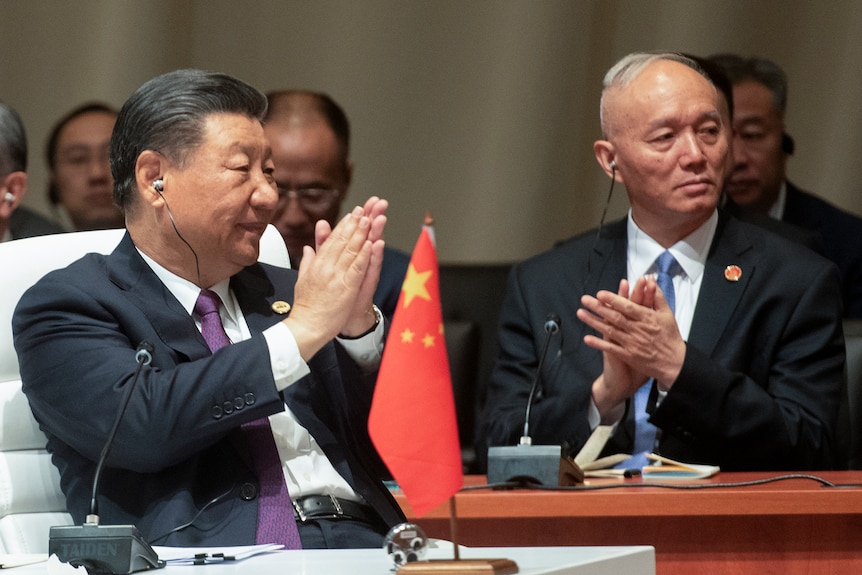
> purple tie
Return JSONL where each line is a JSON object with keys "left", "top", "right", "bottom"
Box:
{"left": 193, "top": 290, "right": 302, "bottom": 549}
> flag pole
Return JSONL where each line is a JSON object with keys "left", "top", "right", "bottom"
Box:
{"left": 373, "top": 212, "right": 516, "bottom": 574}
{"left": 449, "top": 496, "right": 460, "bottom": 561}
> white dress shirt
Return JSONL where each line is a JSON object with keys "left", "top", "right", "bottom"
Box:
{"left": 138, "top": 250, "right": 384, "bottom": 503}
{"left": 766, "top": 181, "right": 788, "bottom": 221}
{"left": 626, "top": 209, "right": 717, "bottom": 342}
{"left": 588, "top": 210, "right": 717, "bottom": 428}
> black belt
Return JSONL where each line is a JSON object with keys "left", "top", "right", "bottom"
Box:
{"left": 292, "top": 494, "right": 377, "bottom": 524}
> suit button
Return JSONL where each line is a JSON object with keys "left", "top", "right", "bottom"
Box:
{"left": 239, "top": 482, "right": 258, "bottom": 501}
{"left": 244, "top": 393, "right": 256, "bottom": 407}
{"left": 211, "top": 405, "right": 223, "bottom": 419}
{"left": 233, "top": 396, "right": 245, "bottom": 410}
{"left": 223, "top": 400, "right": 234, "bottom": 414}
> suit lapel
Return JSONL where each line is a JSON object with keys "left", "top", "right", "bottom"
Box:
{"left": 577, "top": 216, "right": 756, "bottom": 373}
{"left": 587, "top": 218, "right": 628, "bottom": 296}
{"left": 231, "top": 263, "right": 296, "bottom": 333}
{"left": 106, "top": 233, "right": 210, "bottom": 360}
{"left": 688, "top": 213, "right": 755, "bottom": 356}
{"left": 106, "top": 234, "right": 296, "bottom": 359}
{"left": 573, "top": 219, "right": 627, "bottom": 374}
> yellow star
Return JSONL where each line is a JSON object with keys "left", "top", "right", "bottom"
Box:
{"left": 422, "top": 333, "right": 435, "bottom": 348}
{"left": 400, "top": 328, "right": 415, "bottom": 343}
{"left": 401, "top": 263, "right": 433, "bottom": 308}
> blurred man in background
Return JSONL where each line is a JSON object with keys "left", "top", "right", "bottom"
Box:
{"left": 46, "top": 102, "right": 123, "bottom": 231}
{"left": 264, "top": 91, "right": 408, "bottom": 321}
{"left": 710, "top": 53, "right": 862, "bottom": 318}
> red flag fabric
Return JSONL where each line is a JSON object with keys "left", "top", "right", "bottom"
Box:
{"left": 368, "top": 224, "right": 463, "bottom": 516}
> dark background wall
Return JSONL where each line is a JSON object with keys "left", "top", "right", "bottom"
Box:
{"left": 3, "top": 0, "right": 860, "bottom": 263}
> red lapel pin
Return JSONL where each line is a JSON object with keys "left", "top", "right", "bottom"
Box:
{"left": 724, "top": 265, "right": 742, "bottom": 282}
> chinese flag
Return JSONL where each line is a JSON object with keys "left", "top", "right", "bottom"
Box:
{"left": 369, "top": 220, "right": 463, "bottom": 517}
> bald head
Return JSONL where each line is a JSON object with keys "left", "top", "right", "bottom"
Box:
{"left": 592, "top": 52, "right": 728, "bottom": 246}
{"left": 600, "top": 52, "right": 715, "bottom": 139}
{"left": 265, "top": 90, "right": 350, "bottom": 159}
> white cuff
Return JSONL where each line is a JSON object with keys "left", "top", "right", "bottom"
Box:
{"left": 264, "top": 322, "right": 311, "bottom": 391}
{"left": 336, "top": 305, "right": 384, "bottom": 371}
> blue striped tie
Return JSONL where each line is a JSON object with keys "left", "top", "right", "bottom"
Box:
{"left": 622, "top": 251, "right": 678, "bottom": 469}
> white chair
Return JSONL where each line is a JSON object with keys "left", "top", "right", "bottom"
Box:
{"left": 0, "top": 225, "right": 289, "bottom": 553}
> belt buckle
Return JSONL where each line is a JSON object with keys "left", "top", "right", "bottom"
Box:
{"left": 293, "top": 494, "right": 345, "bottom": 522}
{"left": 292, "top": 499, "right": 308, "bottom": 522}
{"left": 327, "top": 494, "right": 344, "bottom": 516}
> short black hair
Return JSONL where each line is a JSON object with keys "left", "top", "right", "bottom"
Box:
{"left": 0, "top": 100, "right": 27, "bottom": 176}
{"left": 111, "top": 69, "right": 268, "bottom": 211}
{"left": 685, "top": 54, "right": 734, "bottom": 119}
{"left": 708, "top": 54, "right": 788, "bottom": 116}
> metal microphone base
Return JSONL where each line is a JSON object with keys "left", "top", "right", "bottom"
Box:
{"left": 49, "top": 524, "right": 164, "bottom": 574}
{"left": 487, "top": 444, "right": 583, "bottom": 486}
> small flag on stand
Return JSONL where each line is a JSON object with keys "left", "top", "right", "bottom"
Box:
{"left": 369, "top": 215, "right": 463, "bottom": 517}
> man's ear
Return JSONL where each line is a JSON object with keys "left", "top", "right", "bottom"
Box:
{"left": 593, "top": 140, "right": 621, "bottom": 182}
{"left": 3, "top": 171, "right": 27, "bottom": 202}
{"left": 135, "top": 150, "right": 166, "bottom": 207}
{"left": 0, "top": 171, "right": 27, "bottom": 214}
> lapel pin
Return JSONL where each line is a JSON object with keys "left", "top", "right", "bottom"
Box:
{"left": 724, "top": 265, "right": 742, "bottom": 282}
{"left": 271, "top": 300, "right": 291, "bottom": 314}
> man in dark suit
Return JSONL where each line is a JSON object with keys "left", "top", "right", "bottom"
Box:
{"left": 479, "top": 53, "right": 845, "bottom": 472}
{"left": 710, "top": 53, "right": 862, "bottom": 318}
{"left": 0, "top": 101, "right": 63, "bottom": 242}
{"left": 263, "top": 90, "right": 409, "bottom": 323}
{"left": 13, "top": 70, "right": 405, "bottom": 549}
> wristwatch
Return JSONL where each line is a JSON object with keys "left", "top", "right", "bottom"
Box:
{"left": 338, "top": 304, "right": 382, "bottom": 340}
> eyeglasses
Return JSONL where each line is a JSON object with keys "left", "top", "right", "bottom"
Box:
{"left": 55, "top": 146, "right": 111, "bottom": 170}
{"left": 277, "top": 187, "right": 340, "bottom": 212}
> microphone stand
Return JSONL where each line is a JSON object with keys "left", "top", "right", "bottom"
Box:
{"left": 49, "top": 342, "right": 164, "bottom": 574}
{"left": 486, "top": 314, "right": 583, "bottom": 487}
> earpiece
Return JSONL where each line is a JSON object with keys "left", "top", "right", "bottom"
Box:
{"left": 4, "top": 192, "right": 14, "bottom": 203}
{"left": 609, "top": 160, "right": 617, "bottom": 172}
{"left": 153, "top": 179, "right": 164, "bottom": 193}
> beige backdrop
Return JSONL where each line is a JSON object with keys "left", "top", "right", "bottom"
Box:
{"left": 3, "top": 0, "right": 860, "bottom": 263}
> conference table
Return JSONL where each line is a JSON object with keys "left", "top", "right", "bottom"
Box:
{"left": 395, "top": 472, "right": 862, "bottom": 575}
{"left": 4, "top": 544, "right": 655, "bottom": 574}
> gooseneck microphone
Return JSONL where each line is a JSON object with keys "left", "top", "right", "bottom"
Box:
{"left": 89, "top": 341, "right": 154, "bottom": 520}
{"left": 48, "top": 341, "right": 164, "bottom": 574}
{"left": 521, "top": 314, "right": 561, "bottom": 443}
{"left": 487, "top": 313, "right": 583, "bottom": 487}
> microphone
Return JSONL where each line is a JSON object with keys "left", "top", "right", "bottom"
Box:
{"left": 521, "top": 314, "right": 561, "bottom": 442}
{"left": 135, "top": 342, "right": 153, "bottom": 366}
{"left": 49, "top": 341, "right": 164, "bottom": 574}
{"left": 487, "top": 314, "right": 583, "bottom": 487}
